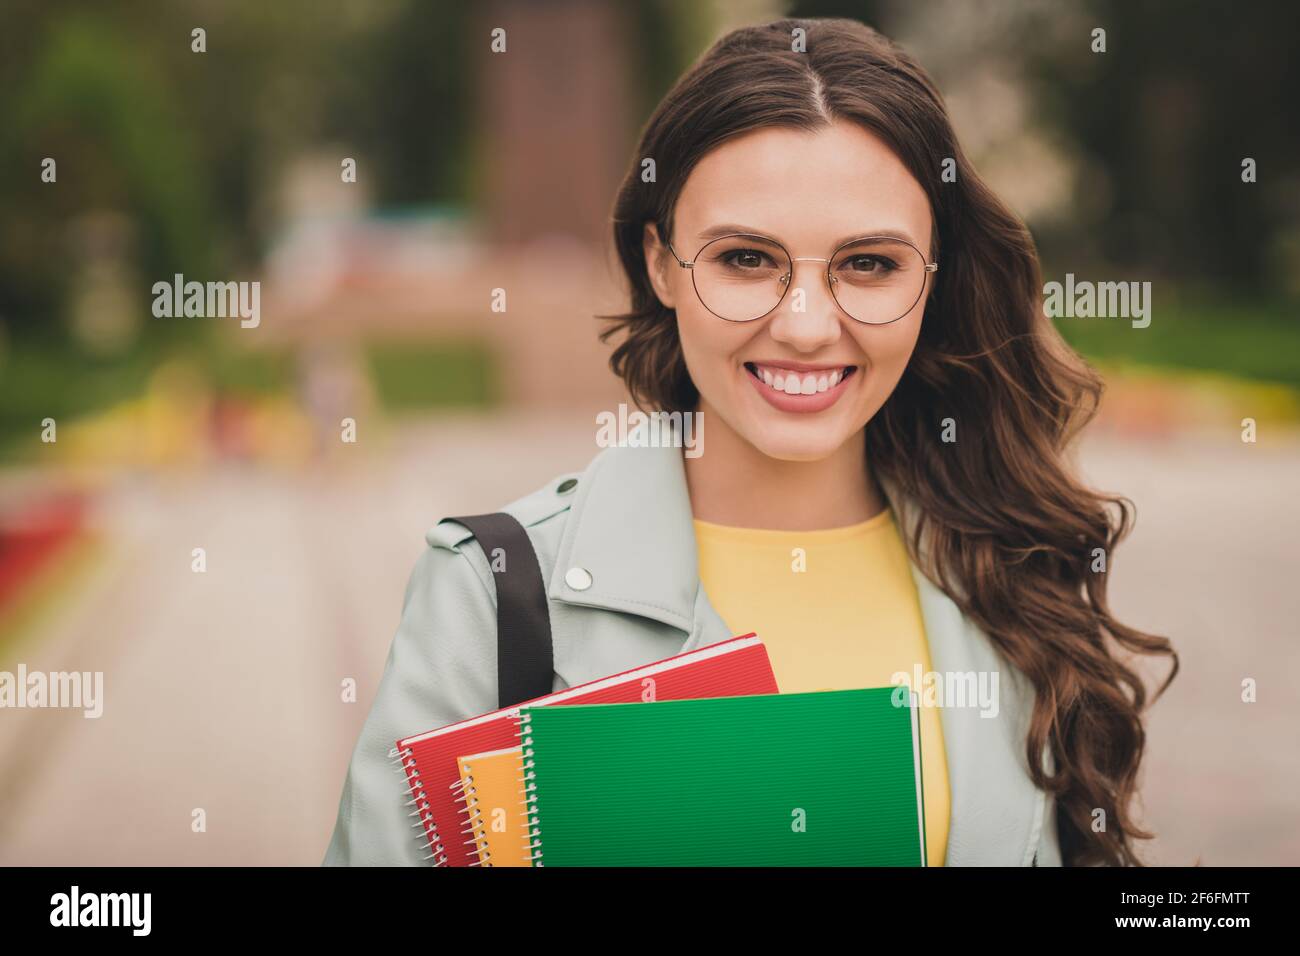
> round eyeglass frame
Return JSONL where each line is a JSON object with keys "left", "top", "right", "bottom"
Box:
{"left": 665, "top": 231, "right": 939, "bottom": 325}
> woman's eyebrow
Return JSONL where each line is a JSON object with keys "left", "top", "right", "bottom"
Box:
{"left": 697, "top": 223, "right": 921, "bottom": 247}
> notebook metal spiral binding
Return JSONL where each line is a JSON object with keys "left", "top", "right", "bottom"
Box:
{"left": 392, "top": 745, "right": 447, "bottom": 866}
{"left": 451, "top": 769, "right": 491, "bottom": 866}
{"left": 517, "top": 712, "right": 544, "bottom": 866}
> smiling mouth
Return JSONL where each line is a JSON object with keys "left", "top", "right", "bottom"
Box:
{"left": 743, "top": 362, "right": 858, "bottom": 395}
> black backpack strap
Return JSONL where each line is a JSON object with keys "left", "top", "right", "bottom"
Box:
{"left": 443, "top": 512, "right": 554, "bottom": 708}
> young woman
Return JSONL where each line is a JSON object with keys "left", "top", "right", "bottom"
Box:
{"left": 324, "top": 16, "right": 1176, "bottom": 867}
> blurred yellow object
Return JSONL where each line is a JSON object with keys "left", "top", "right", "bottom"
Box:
{"left": 49, "top": 356, "right": 327, "bottom": 469}
{"left": 57, "top": 358, "right": 212, "bottom": 469}
{"left": 246, "top": 396, "right": 316, "bottom": 466}
{"left": 1097, "top": 362, "right": 1300, "bottom": 436}
{"left": 144, "top": 359, "right": 212, "bottom": 467}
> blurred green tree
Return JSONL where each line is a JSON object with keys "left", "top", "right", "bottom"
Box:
{"left": 1018, "top": 0, "right": 1299, "bottom": 296}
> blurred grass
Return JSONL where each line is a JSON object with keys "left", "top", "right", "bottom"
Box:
{"left": 0, "top": 339, "right": 295, "bottom": 459}
{"left": 3, "top": 295, "right": 1292, "bottom": 460}
{"left": 364, "top": 339, "right": 497, "bottom": 411}
{"left": 1054, "top": 299, "right": 1300, "bottom": 388}
{"left": 0, "top": 336, "right": 497, "bottom": 460}
{"left": 0, "top": 342, "right": 160, "bottom": 458}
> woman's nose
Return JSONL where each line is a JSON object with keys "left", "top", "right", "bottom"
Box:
{"left": 767, "top": 259, "right": 843, "bottom": 349}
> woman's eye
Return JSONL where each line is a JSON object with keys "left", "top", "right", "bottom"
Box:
{"left": 723, "top": 249, "right": 768, "bottom": 269}
{"left": 846, "top": 255, "right": 895, "bottom": 273}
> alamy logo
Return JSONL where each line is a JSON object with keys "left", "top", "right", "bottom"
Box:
{"left": 152, "top": 273, "right": 261, "bottom": 328}
{"left": 595, "top": 404, "right": 704, "bottom": 458}
{"left": 50, "top": 886, "right": 151, "bottom": 936}
{"left": 890, "top": 665, "right": 1000, "bottom": 718}
{"left": 0, "top": 665, "right": 103, "bottom": 718}
{"left": 1042, "top": 273, "right": 1151, "bottom": 328}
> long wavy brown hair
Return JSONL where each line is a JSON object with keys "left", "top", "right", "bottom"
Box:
{"left": 599, "top": 17, "right": 1177, "bottom": 866}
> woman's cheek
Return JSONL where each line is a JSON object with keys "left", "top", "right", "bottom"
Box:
{"left": 856, "top": 323, "right": 922, "bottom": 411}
{"left": 675, "top": 312, "right": 727, "bottom": 400}
{"left": 680, "top": 310, "right": 742, "bottom": 378}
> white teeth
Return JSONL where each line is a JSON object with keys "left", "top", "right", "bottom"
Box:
{"left": 751, "top": 364, "right": 853, "bottom": 395}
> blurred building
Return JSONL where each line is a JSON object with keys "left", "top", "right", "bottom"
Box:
{"left": 260, "top": 0, "right": 637, "bottom": 412}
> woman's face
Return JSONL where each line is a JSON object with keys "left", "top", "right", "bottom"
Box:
{"left": 645, "top": 121, "right": 934, "bottom": 462}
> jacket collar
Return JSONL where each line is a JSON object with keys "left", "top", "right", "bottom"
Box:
{"left": 546, "top": 441, "right": 929, "bottom": 631}
{"left": 547, "top": 442, "right": 700, "bottom": 632}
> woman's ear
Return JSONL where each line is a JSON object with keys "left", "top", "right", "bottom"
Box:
{"left": 642, "top": 222, "right": 677, "bottom": 309}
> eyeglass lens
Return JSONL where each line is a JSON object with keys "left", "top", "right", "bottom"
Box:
{"left": 689, "top": 234, "right": 928, "bottom": 323}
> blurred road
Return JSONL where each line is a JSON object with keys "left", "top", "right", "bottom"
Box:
{"left": 0, "top": 412, "right": 1296, "bottom": 865}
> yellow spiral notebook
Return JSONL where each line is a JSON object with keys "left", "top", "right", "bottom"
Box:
{"left": 453, "top": 748, "right": 530, "bottom": 867}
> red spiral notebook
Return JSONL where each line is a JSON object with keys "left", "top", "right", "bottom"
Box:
{"left": 393, "top": 633, "right": 778, "bottom": 866}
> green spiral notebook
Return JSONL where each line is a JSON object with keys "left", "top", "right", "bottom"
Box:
{"left": 519, "top": 687, "right": 926, "bottom": 866}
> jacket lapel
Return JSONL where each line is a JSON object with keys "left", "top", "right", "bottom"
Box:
{"left": 546, "top": 442, "right": 700, "bottom": 633}
{"left": 883, "top": 480, "right": 1047, "bottom": 866}
{"left": 548, "top": 441, "right": 1042, "bottom": 865}
{"left": 907, "top": 563, "right": 1043, "bottom": 865}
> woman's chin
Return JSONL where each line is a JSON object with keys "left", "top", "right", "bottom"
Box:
{"left": 737, "top": 419, "right": 858, "bottom": 463}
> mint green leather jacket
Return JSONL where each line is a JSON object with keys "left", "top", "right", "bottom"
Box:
{"left": 322, "top": 440, "right": 1063, "bottom": 866}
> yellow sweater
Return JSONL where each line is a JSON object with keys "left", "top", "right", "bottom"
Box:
{"left": 693, "top": 509, "right": 949, "bottom": 866}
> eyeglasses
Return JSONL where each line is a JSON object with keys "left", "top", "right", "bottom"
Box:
{"left": 665, "top": 232, "right": 938, "bottom": 325}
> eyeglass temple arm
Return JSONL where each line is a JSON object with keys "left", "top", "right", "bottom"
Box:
{"left": 664, "top": 240, "right": 693, "bottom": 269}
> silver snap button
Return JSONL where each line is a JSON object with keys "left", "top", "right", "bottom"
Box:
{"left": 564, "top": 567, "right": 593, "bottom": 591}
